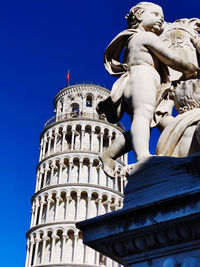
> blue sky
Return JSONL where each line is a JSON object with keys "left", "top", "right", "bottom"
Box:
{"left": 0, "top": 1, "right": 200, "bottom": 266}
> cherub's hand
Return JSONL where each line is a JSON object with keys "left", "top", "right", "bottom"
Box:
{"left": 180, "top": 61, "right": 200, "bottom": 81}
{"left": 180, "top": 69, "right": 200, "bottom": 81}
{"left": 191, "top": 36, "right": 200, "bottom": 54}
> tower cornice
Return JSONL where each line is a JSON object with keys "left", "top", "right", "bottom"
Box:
{"left": 53, "top": 84, "right": 111, "bottom": 108}
{"left": 31, "top": 183, "right": 124, "bottom": 203}
{"left": 37, "top": 150, "right": 125, "bottom": 170}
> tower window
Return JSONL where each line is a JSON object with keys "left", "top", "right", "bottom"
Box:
{"left": 86, "top": 95, "right": 92, "bottom": 107}
{"left": 71, "top": 103, "right": 79, "bottom": 117}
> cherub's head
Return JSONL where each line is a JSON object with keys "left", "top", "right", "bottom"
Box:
{"left": 126, "top": 2, "right": 164, "bottom": 35}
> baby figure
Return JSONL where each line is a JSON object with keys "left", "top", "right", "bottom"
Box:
{"left": 98, "top": 2, "right": 200, "bottom": 177}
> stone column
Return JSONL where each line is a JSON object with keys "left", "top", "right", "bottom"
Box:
{"left": 42, "top": 138, "right": 47, "bottom": 158}
{"left": 84, "top": 244, "right": 89, "bottom": 264}
{"left": 87, "top": 196, "right": 91, "bottom": 219}
{"left": 90, "top": 130, "right": 94, "bottom": 151}
{"left": 55, "top": 195, "right": 62, "bottom": 220}
{"left": 92, "top": 97, "right": 96, "bottom": 113}
{"left": 24, "top": 241, "right": 30, "bottom": 267}
{"left": 51, "top": 234, "right": 59, "bottom": 263}
{"left": 46, "top": 197, "right": 54, "bottom": 222}
{"left": 58, "top": 162, "right": 63, "bottom": 184}
{"left": 35, "top": 172, "right": 39, "bottom": 192}
{"left": 76, "top": 195, "right": 81, "bottom": 220}
{"left": 38, "top": 171, "right": 43, "bottom": 191}
{"left": 41, "top": 236, "right": 50, "bottom": 264}
{"left": 38, "top": 198, "right": 46, "bottom": 224}
{"left": 64, "top": 196, "right": 70, "bottom": 220}
{"left": 43, "top": 168, "right": 49, "bottom": 187}
{"left": 68, "top": 161, "right": 73, "bottom": 182}
{"left": 53, "top": 132, "right": 58, "bottom": 154}
{"left": 39, "top": 138, "right": 43, "bottom": 161}
{"left": 39, "top": 137, "right": 44, "bottom": 161}
{"left": 33, "top": 200, "right": 39, "bottom": 226}
{"left": 30, "top": 204, "right": 35, "bottom": 227}
{"left": 72, "top": 234, "right": 78, "bottom": 262}
{"left": 100, "top": 132, "right": 104, "bottom": 153}
{"left": 98, "top": 164, "right": 102, "bottom": 185}
{"left": 47, "top": 136, "right": 52, "bottom": 156}
{"left": 98, "top": 198, "right": 102, "bottom": 216}
{"left": 79, "top": 161, "right": 83, "bottom": 183}
{"left": 89, "top": 162, "right": 93, "bottom": 183}
{"left": 80, "top": 129, "right": 85, "bottom": 150}
{"left": 50, "top": 164, "right": 55, "bottom": 184}
{"left": 61, "top": 130, "right": 67, "bottom": 151}
{"left": 71, "top": 129, "right": 75, "bottom": 151}
{"left": 33, "top": 238, "right": 41, "bottom": 266}
{"left": 61, "top": 234, "right": 68, "bottom": 262}
{"left": 28, "top": 240, "right": 35, "bottom": 267}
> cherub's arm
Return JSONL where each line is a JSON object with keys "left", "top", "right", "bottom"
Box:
{"left": 144, "top": 32, "right": 200, "bottom": 77}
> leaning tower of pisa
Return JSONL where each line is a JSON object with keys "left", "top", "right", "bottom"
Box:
{"left": 25, "top": 84, "right": 127, "bottom": 267}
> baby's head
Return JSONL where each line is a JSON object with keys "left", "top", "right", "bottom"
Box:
{"left": 126, "top": 2, "right": 164, "bottom": 35}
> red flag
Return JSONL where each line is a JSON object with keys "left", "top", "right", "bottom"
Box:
{"left": 66, "top": 70, "right": 70, "bottom": 86}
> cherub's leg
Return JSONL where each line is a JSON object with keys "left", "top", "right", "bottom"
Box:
{"left": 124, "top": 68, "right": 158, "bottom": 161}
{"left": 131, "top": 104, "right": 154, "bottom": 161}
{"left": 99, "top": 131, "right": 132, "bottom": 178}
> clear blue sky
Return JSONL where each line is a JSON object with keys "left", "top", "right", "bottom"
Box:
{"left": 0, "top": 1, "right": 200, "bottom": 266}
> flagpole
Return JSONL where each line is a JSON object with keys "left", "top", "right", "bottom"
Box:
{"left": 67, "top": 69, "right": 70, "bottom": 87}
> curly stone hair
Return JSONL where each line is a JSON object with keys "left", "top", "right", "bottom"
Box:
{"left": 125, "top": 2, "right": 161, "bottom": 28}
{"left": 175, "top": 79, "right": 200, "bottom": 113}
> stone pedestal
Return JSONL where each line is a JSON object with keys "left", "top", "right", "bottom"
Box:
{"left": 77, "top": 153, "right": 200, "bottom": 266}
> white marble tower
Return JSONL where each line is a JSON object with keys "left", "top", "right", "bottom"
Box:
{"left": 25, "top": 84, "right": 127, "bottom": 267}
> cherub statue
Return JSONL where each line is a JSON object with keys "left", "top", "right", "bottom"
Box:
{"left": 97, "top": 2, "right": 200, "bottom": 178}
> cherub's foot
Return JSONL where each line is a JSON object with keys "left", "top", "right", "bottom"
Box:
{"left": 99, "top": 152, "right": 115, "bottom": 178}
{"left": 123, "top": 154, "right": 155, "bottom": 176}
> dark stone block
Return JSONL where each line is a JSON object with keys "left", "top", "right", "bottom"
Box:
{"left": 77, "top": 153, "right": 200, "bottom": 266}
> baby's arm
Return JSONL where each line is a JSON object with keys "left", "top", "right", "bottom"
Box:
{"left": 143, "top": 32, "right": 200, "bottom": 77}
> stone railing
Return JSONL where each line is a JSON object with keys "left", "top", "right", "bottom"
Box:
{"left": 44, "top": 112, "right": 125, "bottom": 130}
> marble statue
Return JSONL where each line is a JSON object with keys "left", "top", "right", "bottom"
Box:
{"left": 97, "top": 2, "right": 200, "bottom": 178}
{"left": 78, "top": 5, "right": 200, "bottom": 264}
{"left": 156, "top": 79, "right": 200, "bottom": 157}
